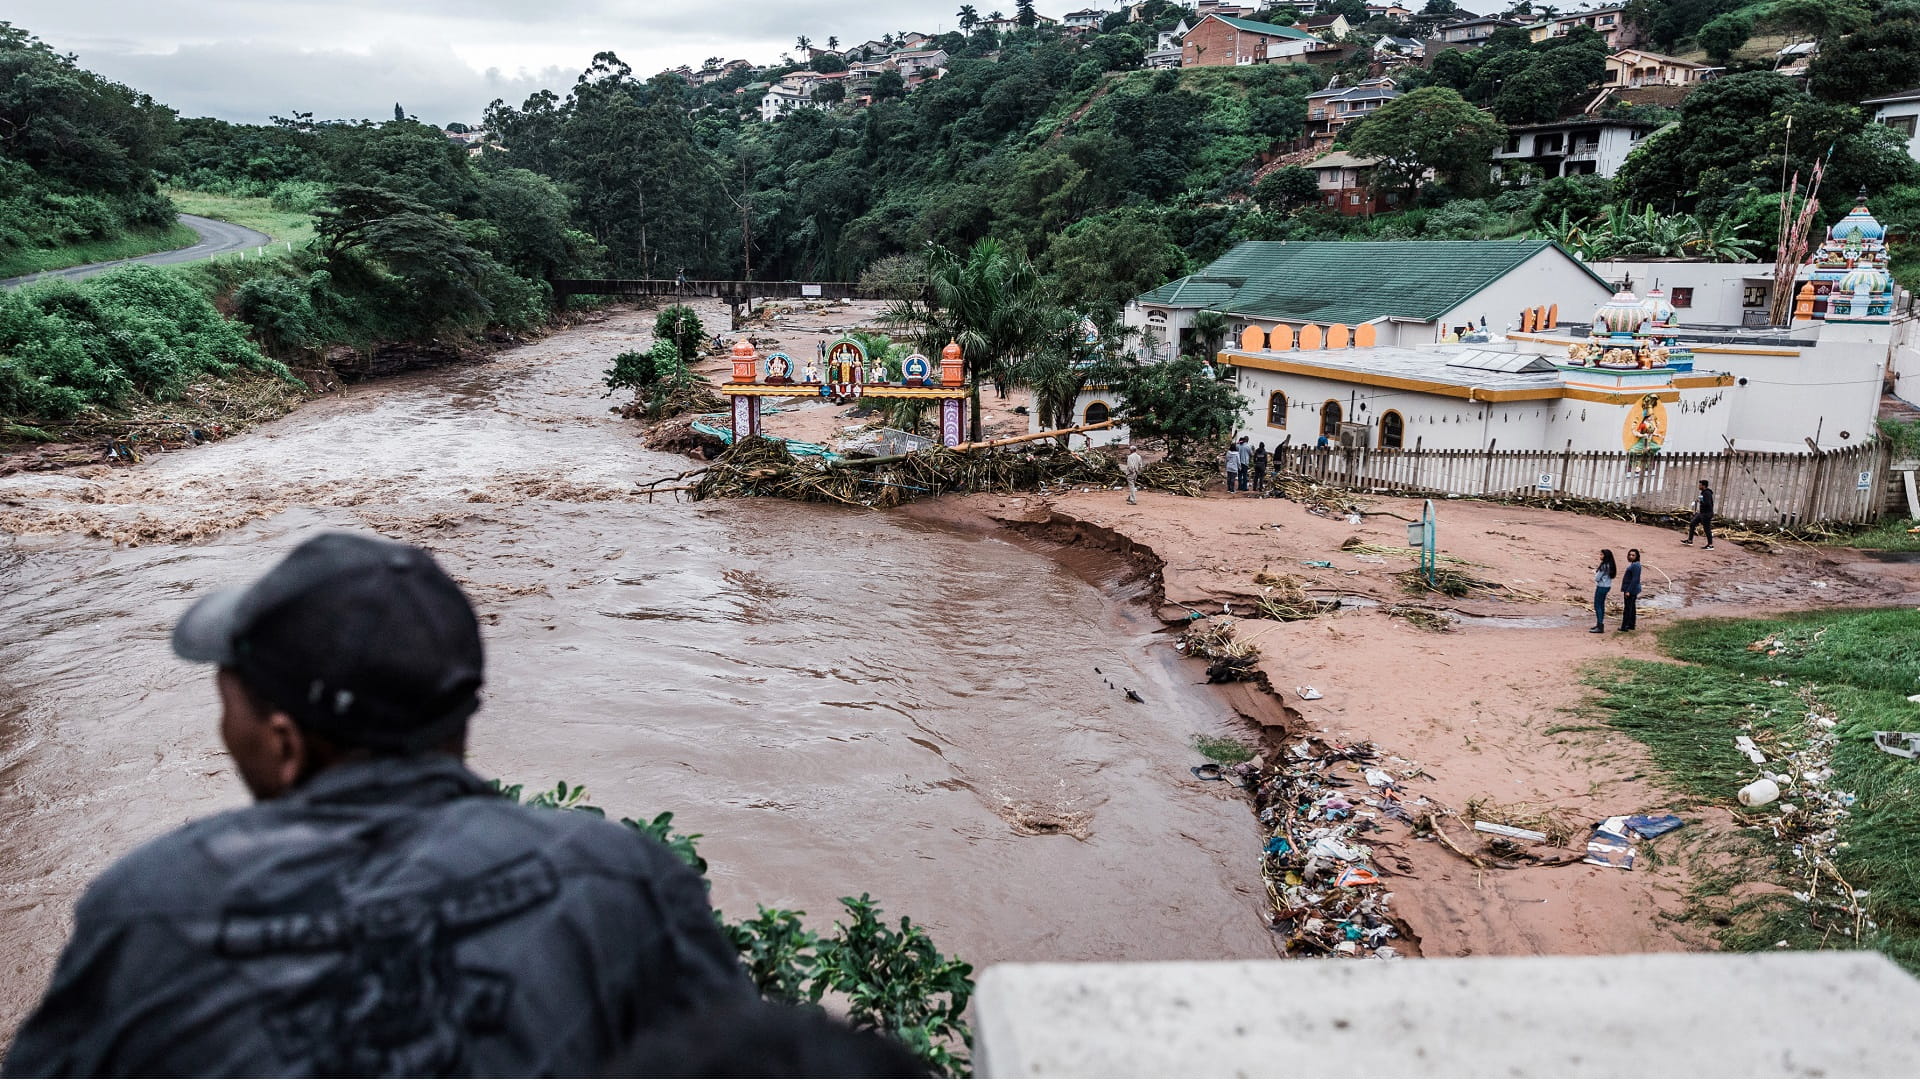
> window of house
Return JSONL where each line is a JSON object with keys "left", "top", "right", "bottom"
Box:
{"left": 1670, "top": 287, "right": 1693, "bottom": 308}
{"left": 1603, "top": 69, "right": 1618, "bottom": 82}
{"left": 1503, "top": 136, "right": 1520, "bottom": 153}
{"left": 1320, "top": 400, "right": 1342, "bottom": 436}
{"left": 1743, "top": 285, "right": 1768, "bottom": 308}
{"left": 1348, "top": 193, "right": 1361, "bottom": 205}
{"left": 1883, "top": 115, "right": 1919, "bottom": 137}
{"left": 1085, "top": 401, "right": 1111, "bottom": 424}
{"left": 1268, "top": 391, "right": 1288, "bottom": 428}
{"left": 1380, "top": 410, "right": 1404, "bottom": 448}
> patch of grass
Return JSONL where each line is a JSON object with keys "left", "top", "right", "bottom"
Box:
{"left": 1193, "top": 733, "right": 1254, "bottom": 765}
{"left": 1835, "top": 518, "right": 1920, "bottom": 552}
{"left": 1585, "top": 608, "right": 1920, "bottom": 974}
{"left": 165, "top": 188, "right": 316, "bottom": 249}
{"left": 1, "top": 422, "right": 58, "bottom": 442}
{"left": 0, "top": 221, "right": 198, "bottom": 280}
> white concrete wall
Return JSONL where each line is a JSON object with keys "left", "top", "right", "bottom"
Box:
{"left": 1434, "top": 247, "right": 1613, "bottom": 340}
{"left": 1874, "top": 101, "right": 1920, "bottom": 161}
{"left": 1707, "top": 337, "right": 1884, "bottom": 451}
{"left": 1889, "top": 316, "right": 1920, "bottom": 404}
{"left": 1593, "top": 123, "right": 1649, "bottom": 176}
{"left": 1589, "top": 261, "right": 1778, "bottom": 327}
{"left": 1025, "top": 386, "right": 1130, "bottom": 447}
{"left": 975, "top": 954, "right": 1920, "bottom": 1078}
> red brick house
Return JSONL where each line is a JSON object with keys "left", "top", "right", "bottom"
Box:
{"left": 1181, "top": 14, "right": 1323, "bottom": 66}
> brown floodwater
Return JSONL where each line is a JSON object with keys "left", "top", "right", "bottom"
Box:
{"left": 0, "top": 305, "right": 1273, "bottom": 1043}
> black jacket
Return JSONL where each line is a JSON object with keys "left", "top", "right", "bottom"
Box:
{"left": 1695, "top": 488, "right": 1715, "bottom": 518}
{"left": 3, "top": 757, "right": 749, "bottom": 1077}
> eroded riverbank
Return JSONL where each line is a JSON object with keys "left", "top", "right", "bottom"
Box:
{"left": 0, "top": 306, "right": 1275, "bottom": 1045}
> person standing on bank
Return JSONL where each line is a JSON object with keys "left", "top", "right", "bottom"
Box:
{"left": 1618, "top": 548, "right": 1642, "bottom": 632}
{"left": 1590, "top": 548, "right": 1617, "bottom": 634}
{"left": 1250, "top": 441, "right": 1269, "bottom": 496}
{"left": 1124, "top": 445, "right": 1144, "bottom": 505}
{"left": 1223, "top": 443, "right": 1241, "bottom": 492}
{"left": 3, "top": 533, "right": 750, "bottom": 1078}
{"left": 1683, "top": 479, "right": 1715, "bottom": 549}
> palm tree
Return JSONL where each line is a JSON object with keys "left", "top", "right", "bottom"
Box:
{"left": 796, "top": 34, "right": 812, "bottom": 53}
{"left": 883, "top": 239, "right": 1049, "bottom": 442}
{"left": 827, "top": 35, "right": 839, "bottom": 50}
{"left": 958, "top": 4, "right": 981, "bottom": 30}
{"left": 1189, "top": 310, "right": 1231, "bottom": 373}
{"left": 1686, "top": 215, "right": 1759, "bottom": 262}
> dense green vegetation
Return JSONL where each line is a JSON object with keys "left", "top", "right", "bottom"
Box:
{"left": 1585, "top": 610, "right": 1920, "bottom": 973}
{"left": 497, "top": 780, "right": 974, "bottom": 1076}
{"left": 0, "top": 24, "right": 177, "bottom": 275}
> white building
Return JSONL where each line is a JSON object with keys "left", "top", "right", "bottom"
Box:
{"left": 1064, "top": 8, "right": 1111, "bottom": 29}
{"left": 892, "top": 48, "right": 949, "bottom": 79}
{"left": 759, "top": 84, "right": 824, "bottom": 122}
{"left": 1588, "top": 262, "right": 1781, "bottom": 328}
{"left": 1492, "top": 116, "right": 1661, "bottom": 180}
{"left": 1125, "top": 239, "right": 1615, "bottom": 355}
{"left": 1865, "top": 88, "right": 1920, "bottom": 163}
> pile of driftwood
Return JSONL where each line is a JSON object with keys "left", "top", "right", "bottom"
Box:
{"left": 642, "top": 432, "right": 1222, "bottom": 507}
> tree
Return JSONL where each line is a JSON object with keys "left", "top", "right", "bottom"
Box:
{"left": 1345, "top": 87, "right": 1506, "bottom": 196}
{"left": 1189, "top": 310, "right": 1230, "bottom": 369}
{"left": 653, "top": 304, "right": 706, "bottom": 363}
{"left": 1423, "top": 0, "right": 1458, "bottom": 12}
{"left": 394, "top": 102, "right": 405, "bottom": 122}
{"left": 885, "top": 237, "right": 1049, "bottom": 441}
{"left": 1809, "top": 20, "right": 1920, "bottom": 104}
{"left": 796, "top": 34, "right": 812, "bottom": 52}
{"left": 958, "top": 4, "right": 980, "bottom": 30}
{"left": 873, "top": 70, "right": 907, "bottom": 100}
{"left": 1040, "top": 211, "right": 1187, "bottom": 315}
{"left": 1759, "top": 0, "right": 1869, "bottom": 41}
{"left": 812, "top": 80, "right": 846, "bottom": 105}
{"left": 1112, "top": 353, "right": 1247, "bottom": 461}
{"left": 827, "top": 36, "right": 839, "bottom": 50}
{"left": 315, "top": 184, "right": 498, "bottom": 336}
{"left": 1017, "top": 0, "right": 1040, "bottom": 27}
{"left": 1254, "top": 166, "right": 1320, "bottom": 213}
{"left": 1696, "top": 11, "right": 1752, "bottom": 65}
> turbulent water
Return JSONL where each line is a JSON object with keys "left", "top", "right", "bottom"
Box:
{"left": 0, "top": 306, "right": 1272, "bottom": 1040}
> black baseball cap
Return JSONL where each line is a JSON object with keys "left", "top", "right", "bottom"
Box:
{"left": 173, "top": 532, "right": 484, "bottom": 752}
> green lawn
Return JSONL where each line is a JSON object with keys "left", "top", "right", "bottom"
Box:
{"left": 165, "top": 188, "right": 317, "bottom": 249}
{"left": 1837, "top": 518, "right": 1920, "bottom": 552}
{"left": 1585, "top": 609, "right": 1920, "bottom": 973}
{"left": 0, "top": 221, "right": 198, "bottom": 280}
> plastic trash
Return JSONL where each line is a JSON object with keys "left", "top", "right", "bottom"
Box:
{"left": 1296, "top": 686, "right": 1324, "bottom": 700}
{"left": 1873, "top": 731, "right": 1920, "bottom": 759}
{"left": 1474, "top": 821, "right": 1547, "bottom": 842}
{"left": 1302, "top": 560, "right": 1334, "bottom": 569}
{"left": 1734, "top": 735, "right": 1767, "bottom": 764}
{"left": 1624, "top": 814, "right": 1684, "bottom": 839}
{"left": 1336, "top": 866, "right": 1379, "bottom": 887}
{"left": 1739, "top": 778, "right": 1781, "bottom": 807}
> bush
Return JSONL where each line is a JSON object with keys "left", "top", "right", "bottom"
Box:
{"left": 0, "top": 266, "right": 290, "bottom": 421}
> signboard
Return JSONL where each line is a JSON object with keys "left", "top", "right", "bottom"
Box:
{"left": 1858, "top": 470, "right": 1873, "bottom": 491}
{"left": 1536, "top": 472, "right": 1555, "bottom": 492}
{"left": 801, "top": 284, "right": 822, "bottom": 298}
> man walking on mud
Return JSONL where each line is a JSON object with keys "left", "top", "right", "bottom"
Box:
{"left": 3, "top": 533, "right": 749, "bottom": 1077}
{"left": 1124, "top": 445, "right": 1143, "bottom": 505}
{"left": 1683, "top": 478, "right": 1715, "bottom": 550}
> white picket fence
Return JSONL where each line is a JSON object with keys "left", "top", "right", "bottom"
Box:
{"left": 1275, "top": 443, "right": 1891, "bottom": 526}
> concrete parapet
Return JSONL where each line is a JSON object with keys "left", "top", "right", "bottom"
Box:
{"left": 975, "top": 953, "right": 1920, "bottom": 1077}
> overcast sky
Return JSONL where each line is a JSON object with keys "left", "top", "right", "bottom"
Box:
{"left": 10, "top": 0, "right": 1030, "bottom": 125}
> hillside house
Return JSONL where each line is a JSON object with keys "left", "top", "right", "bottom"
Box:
{"left": 1156, "top": 19, "right": 1191, "bottom": 51}
{"left": 1064, "top": 8, "right": 1110, "bottom": 28}
{"left": 1492, "top": 116, "right": 1661, "bottom": 180}
{"left": 1145, "top": 46, "right": 1184, "bottom": 68}
{"left": 1433, "top": 15, "right": 1521, "bottom": 46}
{"left": 1196, "top": 0, "right": 1260, "bottom": 17}
{"left": 1181, "top": 14, "right": 1323, "bottom": 66}
{"left": 1298, "top": 13, "right": 1353, "bottom": 38}
{"left": 892, "top": 48, "right": 949, "bottom": 79}
{"left": 759, "top": 83, "right": 823, "bottom": 122}
{"left": 1305, "top": 77, "right": 1399, "bottom": 149}
{"left": 1604, "top": 49, "right": 1715, "bottom": 87}
{"left": 1310, "top": 152, "right": 1402, "bottom": 215}
{"left": 1366, "top": 3, "right": 1414, "bottom": 17}
{"left": 1527, "top": 5, "right": 1640, "bottom": 49}
{"left": 1587, "top": 261, "right": 1783, "bottom": 327}
{"left": 1372, "top": 35, "right": 1425, "bottom": 65}
{"left": 1865, "top": 88, "right": 1920, "bottom": 162}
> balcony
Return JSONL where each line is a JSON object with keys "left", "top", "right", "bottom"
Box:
{"left": 1566, "top": 143, "right": 1599, "bottom": 160}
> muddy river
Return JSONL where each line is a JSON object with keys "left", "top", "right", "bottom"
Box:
{"left": 0, "top": 306, "right": 1273, "bottom": 1041}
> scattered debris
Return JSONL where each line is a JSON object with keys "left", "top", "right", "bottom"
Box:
{"left": 1873, "top": 731, "right": 1920, "bottom": 759}
{"left": 1584, "top": 817, "right": 1637, "bottom": 869}
{"left": 1474, "top": 821, "right": 1548, "bottom": 843}
{"left": 1386, "top": 605, "right": 1453, "bottom": 633}
{"left": 1739, "top": 778, "right": 1781, "bottom": 807}
{"left": 1740, "top": 692, "right": 1867, "bottom": 943}
{"left": 1735, "top": 734, "right": 1768, "bottom": 764}
{"left": 1296, "top": 686, "right": 1324, "bottom": 701}
{"left": 1176, "top": 617, "right": 1261, "bottom": 683}
{"left": 1240, "top": 737, "right": 1418, "bottom": 958}
{"left": 1624, "top": 813, "right": 1684, "bottom": 839}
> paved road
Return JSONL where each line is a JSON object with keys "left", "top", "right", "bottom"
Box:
{"left": 0, "top": 213, "right": 273, "bottom": 290}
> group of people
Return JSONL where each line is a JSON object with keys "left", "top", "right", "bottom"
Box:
{"left": 1587, "top": 480, "right": 1717, "bottom": 634}
{"left": 1223, "top": 436, "right": 1271, "bottom": 495}
{"left": 1, "top": 534, "right": 922, "bottom": 1078}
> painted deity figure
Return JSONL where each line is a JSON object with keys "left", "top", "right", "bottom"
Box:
{"left": 765, "top": 352, "right": 793, "bottom": 384}
{"left": 868, "top": 358, "right": 888, "bottom": 385}
{"left": 1627, "top": 393, "right": 1664, "bottom": 458}
{"left": 903, "top": 354, "right": 930, "bottom": 385}
{"left": 802, "top": 360, "right": 820, "bottom": 384}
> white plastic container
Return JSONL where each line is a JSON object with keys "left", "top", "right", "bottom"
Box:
{"left": 1739, "top": 778, "right": 1781, "bottom": 807}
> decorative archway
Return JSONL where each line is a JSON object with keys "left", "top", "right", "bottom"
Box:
{"left": 1267, "top": 390, "right": 1288, "bottom": 428}
{"left": 1085, "top": 400, "right": 1112, "bottom": 425}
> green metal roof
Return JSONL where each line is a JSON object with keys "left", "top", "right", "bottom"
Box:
{"left": 1209, "top": 15, "right": 1321, "bottom": 40}
{"left": 1133, "top": 240, "right": 1612, "bottom": 324}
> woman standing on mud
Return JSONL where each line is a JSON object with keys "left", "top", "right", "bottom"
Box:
{"left": 1619, "top": 548, "right": 1642, "bottom": 632}
{"left": 1590, "top": 549, "right": 1617, "bottom": 634}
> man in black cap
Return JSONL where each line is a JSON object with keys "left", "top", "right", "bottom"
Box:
{"left": 3, "top": 532, "right": 749, "bottom": 1077}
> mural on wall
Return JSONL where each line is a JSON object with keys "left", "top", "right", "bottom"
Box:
{"left": 1623, "top": 393, "right": 1669, "bottom": 457}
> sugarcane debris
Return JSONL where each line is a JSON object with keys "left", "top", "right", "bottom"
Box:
{"left": 1176, "top": 616, "right": 1261, "bottom": 683}
{"left": 1740, "top": 691, "right": 1869, "bottom": 944}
